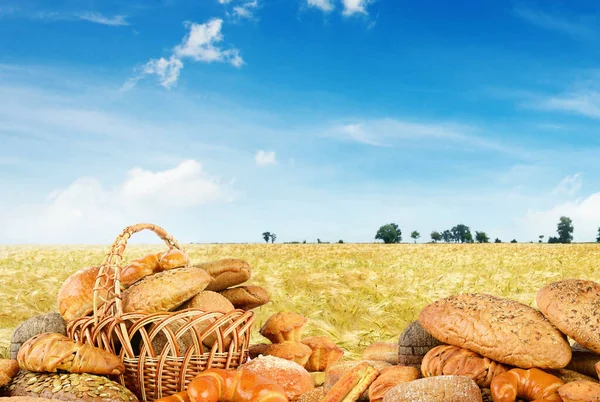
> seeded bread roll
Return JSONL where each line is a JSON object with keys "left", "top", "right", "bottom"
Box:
{"left": 194, "top": 258, "right": 251, "bottom": 292}
{"left": 537, "top": 279, "right": 600, "bottom": 354}
{"left": 3, "top": 371, "right": 139, "bottom": 402}
{"left": 296, "top": 387, "right": 324, "bottom": 402}
{"left": 219, "top": 286, "right": 270, "bottom": 311}
{"left": 418, "top": 293, "right": 572, "bottom": 369}
{"left": 382, "top": 375, "right": 483, "bottom": 402}
{"left": 121, "top": 267, "right": 212, "bottom": 313}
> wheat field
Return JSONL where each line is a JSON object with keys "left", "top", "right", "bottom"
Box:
{"left": 1, "top": 243, "right": 600, "bottom": 360}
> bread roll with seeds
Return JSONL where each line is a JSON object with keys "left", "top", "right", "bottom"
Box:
{"left": 418, "top": 293, "right": 571, "bottom": 369}
{"left": 3, "top": 371, "right": 139, "bottom": 402}
{"left": 121, "top": 267, "right": 212, "bottom": 313}
{"left": 194, "top": 258, "right": 251, "bottom": 291}
{"left": 537, "top": 279, "right": 600, "bottom": 354}
{"left": 296, "top": 387, "right": 324, "bottom": 402}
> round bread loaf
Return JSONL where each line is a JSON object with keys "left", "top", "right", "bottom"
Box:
{"left": 537, "top": 279, "right": 600, "bottom": 354}
{"left": 241, "top": 355, "right": 314, "bottom": 400}
{"left": 301, "top": 336, "right": 345, "bottom": 372}
{"left": 219, "top": 285, "right": 270, "bottom": 311}
{"left": 194, "top": 258, "right": 251, "bottom": 292}
{"left": 418, "top": 293, "right": 572, "bottom": 369}
{"left": 57, "top": 266, "right": 107, "bottom": 321}
{"left": 324, "top": 360, "right": 392, "bottom": 401}
{"left": 121, "top": 267, "right": 212, "bottom": 313}
{"left": 382, "top": 375, "right": 482, "bottom": 402}
{"left": 9, "top": 313, "right": 66, "bottom": 360}
{"left": 397, "top": 320, "right": 443, "bottom": 370}
{"left": 558, "top": 380, "right": 600, "bottom": 401}
{"left": 3, "top": 371, "right": 139, "bottom": 401}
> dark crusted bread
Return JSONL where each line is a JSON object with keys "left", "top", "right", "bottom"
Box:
{"left": 1, "top": 371, "right": 138, "bottom": 402}
{"left": 397, "top": 320, "right": 443, "bottom": 371}
{"left": 418, "top": 293, "right": 571, "bottom": 369}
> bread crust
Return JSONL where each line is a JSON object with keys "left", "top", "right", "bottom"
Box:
{"left": 558, "top": 380, "right": 600, "bottom": 401}
{"left": 368, "top": 366, "right": 419, "bottom": 402}
{"left": 241, "top": 355, "right": 314, "bottom": 400}
{"left": 361, "top": 342, "right": 398, "bottom": 365}
{"left": 324, "top": 360, "right": 391, "bottom": 401}
{"left": 260, "top": 312, "right": 308, "bottom": 343}
{"left": 263, "top": 341, "right": 313, "bottom": 367}
{"left": 418, "top": 293, "right": 571, "bottom": 369}
{"left": 0, "top": 359, "right": 19, "bottom": 387}
{"left": 57, "top": 266, "right": 106, "bottom": 321}
{"left": 194, "top": 258, "right": 251, "bottom": 292}
{"left": 537, "top": 279, "right": 600, "bottom": 354}
{"left": 301, "top": 336, "right": 345, "bottom": 372}
{"left": 121, "top": 267, "right": 212, "bottom": 313}
{"left": 321, "top": 361, "right": 378, "bottom": 402}
{"left": 382, "top": 375, "right": 482, "bottom": 402}
{"left": 219, "top": 286, "right": 270, "bottom": 311}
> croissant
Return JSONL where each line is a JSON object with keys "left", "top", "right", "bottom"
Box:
{"left": 16, "top": 332, "right": 124, "bottom": 375}
{"left": 421, "top": 344, "right": 509, "bottom": 388}
{"left": 154, "top": 391, "right": 190, "bottom": 402}
{"left": 490, "top": 368, "right": 564, "bottom": 402}
{"left": 186, "top": 368, "right": 289, "bottom": 402}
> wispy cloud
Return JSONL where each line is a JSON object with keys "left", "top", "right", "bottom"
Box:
{"left": 513, "top": 6, "right": 597, "bottom": 39}
{"left": 553, "top": 172, "right": 583, "bottom": 196}
{"left": 74, "top": 12, "right": 129, "bottom": 26}
{"left": 342, "top": 0, "right": 373, "bottom": 17}
{"left": 231, "top": 0, "right": 258, "bottom": 20}
{"left": 534, "top": 90, "right": 600, "bottom": 119}
{"left": 255, "top": 150, "right": 276, "bottom": 166}
{"left": 306, "top": 0, "right": 334, "bottom": 13}
{"left": 124, "top": 18, "right": 243, "bottom": 90}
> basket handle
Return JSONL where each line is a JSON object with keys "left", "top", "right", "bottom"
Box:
{"left": 92, "top": 223, "right": 185, "bottom": 324}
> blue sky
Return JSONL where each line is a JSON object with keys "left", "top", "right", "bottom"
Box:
{"left": 1, "top": 0, "right": 600, "bottom": 244}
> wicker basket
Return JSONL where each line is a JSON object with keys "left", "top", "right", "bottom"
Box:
{"left": 66, "top": 223, "right": 254, "bottom": 401}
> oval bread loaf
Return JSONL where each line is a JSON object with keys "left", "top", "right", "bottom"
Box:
{"left": 557, "top": 380, "right": 600, "bottom": 401}
{"left": 418, "top": 293, "right": 571, "bottom": 369}
{"left": 382, "top": 375, "right": 483, "bottom": 402}
{"left": 194, "top": 258, "right": 251, "bottom": 292}
{"left": 537, "top": 279, "right": 600, "bottom": 354}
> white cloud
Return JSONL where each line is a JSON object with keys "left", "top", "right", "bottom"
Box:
{"left": 519, "top": 192, "right": 600, "bottom": 242}
{"left": 130, "top": 18, "right": 243, "bottom": 90}
{"left": 231, "top": 1, "right": 258, "bottom": 20}
{"left": 307, "top": 0, "right": 334, "bottom": 12}
{"left": 513, "top": 6, "right": 596, "bottom": 40}
{"left": 535, "top": 90, "right": 600, "bottom": 119}
{"left": 218, "top": 0, "right": 233, "bottom": 3}
{"left": 255, "top": 150, "right": 276, "bottom": 166}
{"left": 342, "top": 0, "right": 372, "bottom": 16}
{"left": 553, "top": 173, "right": 583, "bottom": 196}
{"left": 2, "top": 160, "right": 235, "bottom": 243}
{"left": 75, "top": 12, "right": 129, "bottom": 26}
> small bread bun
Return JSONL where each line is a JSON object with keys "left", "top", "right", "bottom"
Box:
{"left": 241, "top": 355, "right": 314, "bottom": 401}
{"left": 159, "top": 249, "right": 189, "bottom": 270}
{"left": 301, "top": 336, "right": 345, "bottom": 372}
{"left": 558, "top": 380, "right": 600, "bottom": 401}
{"left": 264, "top": 341, "right": 313, "bottom": 367}
{"left": 260, "top": 311, "right": 308, "bottom": 343}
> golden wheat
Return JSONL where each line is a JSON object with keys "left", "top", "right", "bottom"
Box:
{"left": 1, "top": 243, "right": 600, "bottom": 360}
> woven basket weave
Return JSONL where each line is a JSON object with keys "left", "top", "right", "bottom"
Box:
{"left": 66, "top": 223, "right": 254, "bottom": 401}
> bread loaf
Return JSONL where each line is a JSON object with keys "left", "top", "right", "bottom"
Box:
{"left": 3, "top": 371, "right": 139, "bottom": 402}
{"left": 57, "top": 266, "right": 109, "bottom": 321}
{"left": 566, "top": 342, "right": 600, "bottom": 379}
{"left": 397, "top": 320, "right": 443, "bottom": 371}
{"left": 537, "top": 279, "right": 600, "bottom": 354}
{"left": 361, "top": 342, "right": 398, "bottom": 365}
{"left": 382, "top": 375, "right": 482, "bottom": 402}
{"left": 119, "top": 252, "right": 161, "bottom": 288}
{"left": 121, "top": 267, "right": 212, "bottom": 313}
{"left": 546, "top": 368, "right": 598, "bottom": 384}
{"left": 321, "top": 361, "right": 378, "bottom": 402}
{"left": 557, "top": 380, "right": 600, "bottom": 401}
{"left": 219, "top": 285, "right": 270, "bottom": 310}
{"left": 418, "top": 293, "right": 571, "bottom": 369}
{"left": 368, "top": 366, "right": 420, "bottom": 402}
{"left": 9, "top": 313, "right": 66, "bottom": 360}
{"left": 194, "top": 258, "right": 251, "bottom": 291}
{"left": 241, "top": 355, "right": 314, "bottom": 400}
{"left": 421, "top": 344, "right": 508, "bottom": 388}
{"left": 0, "top": 359, "right": 19, "bottom": 387}
{"left": 323, "top": 360, "right": 391, "bottom": 401}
